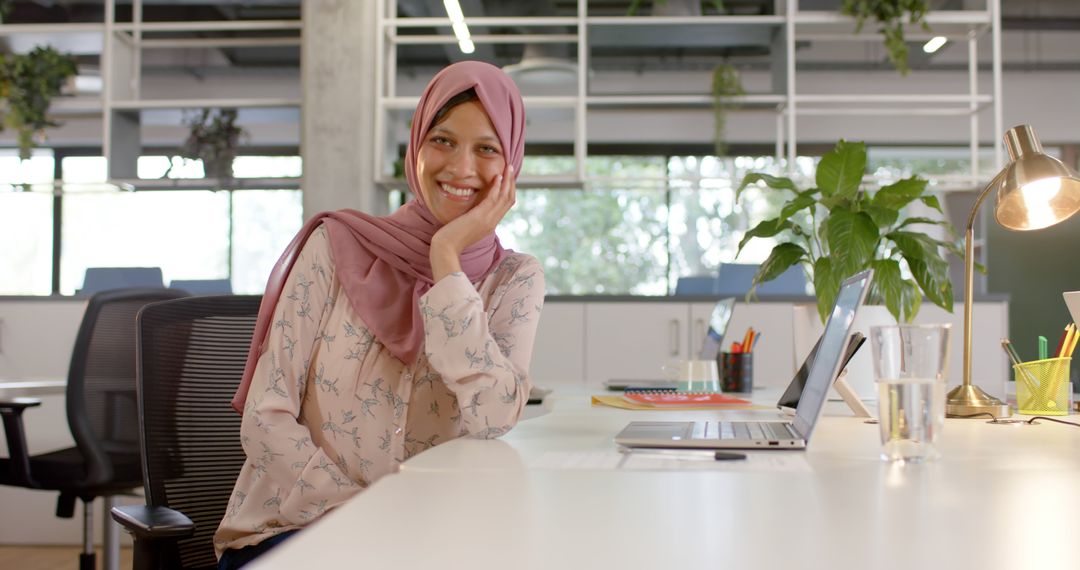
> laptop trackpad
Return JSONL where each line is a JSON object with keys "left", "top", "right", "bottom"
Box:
{"left": 616, "top": 421, "right": 695, "bottom": 442}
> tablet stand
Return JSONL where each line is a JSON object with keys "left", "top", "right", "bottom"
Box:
{"left": 832, "top": 368, "right": 874, "bottom": 418}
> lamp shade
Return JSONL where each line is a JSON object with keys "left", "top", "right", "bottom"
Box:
{"left": 994, "top": 125, "right": 1080, "bottom": 231}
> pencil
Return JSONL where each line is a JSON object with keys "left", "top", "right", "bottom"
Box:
{"left": 740, "top": 327, "right": 754, "bottom": 353}
{"left": 1055, "top": 324, "right": 1073, "bottom": 358}
{"left": 1068, "top": 326, "right": 1080, "bottom": 358}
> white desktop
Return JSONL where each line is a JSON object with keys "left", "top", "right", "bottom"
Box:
{"left": 250, "top": 385, "right": 1080, "bottom": 570}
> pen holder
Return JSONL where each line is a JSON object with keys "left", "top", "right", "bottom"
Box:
{"left": 718, "top": 352, "right": 753, "bottom": 394}
{"left": 1014, "top": 357, "right": 1071, "bottom": 416}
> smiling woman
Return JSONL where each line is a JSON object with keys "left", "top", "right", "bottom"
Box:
{"left": 214, "top": 61, "right": 544, "bottom": 569}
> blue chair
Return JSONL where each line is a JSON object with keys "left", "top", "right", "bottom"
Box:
{"left": 716, "top": 263, "right": 808, "bottom": 296}
{"left": 674, "top": 275, "right": 719, "bottom": 296}
{"left": 81, "top": 267, "right": 164, "bottom": 295}
{"left": 169, "top": 279, "right": 233, "bottom": 295}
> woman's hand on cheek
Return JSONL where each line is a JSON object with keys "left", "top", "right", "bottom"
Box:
{"left": 430, "top": 162, "right": 515, "bottom": 281}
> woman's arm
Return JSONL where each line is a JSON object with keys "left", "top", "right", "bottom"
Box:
{"left": 420, "top": 255, "right": 545, "bottom": 437}
{"left": 238, "top": 227, "right": 360, "bottom": 524}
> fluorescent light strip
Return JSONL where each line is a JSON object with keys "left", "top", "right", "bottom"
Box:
{"left": 923, "top": 36, "right": 947, "bottom": 54}
{"left": 443, "top": 0, "right": 474, "bottom": 54}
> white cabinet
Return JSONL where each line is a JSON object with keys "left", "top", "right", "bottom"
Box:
{"left": 584, "top": 303, "right": 693, "bottom": 387}
{"left": 530, "top": 302, "right": 585, "bottom": 387}
{"left": 532, "top": 299, "right": 1011, "bottom": 397}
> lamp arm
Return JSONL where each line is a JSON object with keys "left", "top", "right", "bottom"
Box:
{"left": 962, "top": 169, "right": 1006, "bottom": 389}
{"left": 965, "top": 169, "right": 1007, "bottom": 233}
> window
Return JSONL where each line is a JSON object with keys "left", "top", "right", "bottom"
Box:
{"left": 500, "top": 153, "right": 815, "bottom": 295}
{"left": 0, "top": 153, "right": 303, "bottom": 296}
{"left": 0, "top": 151, "right": 55, "bottom": 295}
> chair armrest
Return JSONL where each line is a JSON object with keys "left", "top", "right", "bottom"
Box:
{"left": 111, "top": 505, "right": 196, "bottom": 540}
{"left": 0, "top": 397, "right": 42, "bottom": 487}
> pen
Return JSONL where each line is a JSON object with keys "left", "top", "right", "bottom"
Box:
{"left": 620, "top": 448, "right": 747, "bottom": 462}
{"left": 751, "top": 332, "right": 762, "bottom": 353}
{"left": 1001, "top": 338, "right": 1023, "bottom": 364}
{"left": 1000, "top": 339, "right": 1022, "bottom": 367}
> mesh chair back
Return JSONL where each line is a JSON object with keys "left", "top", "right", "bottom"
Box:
{"left": 66, "top": 288, "right": 188, "bottom": 486}
{"left": 136, "top": 295, "right": 261, "bottom": 569}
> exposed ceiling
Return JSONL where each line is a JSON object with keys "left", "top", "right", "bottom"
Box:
{"left": 2, "top": 0, "right": 1080, "bottom": 73}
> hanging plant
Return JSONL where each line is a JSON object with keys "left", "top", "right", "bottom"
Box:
{"left": 711, "top": 63, "right": 743, "bottom": 156}
{"left": 842, "top": 0, "right": 932, "bottom": 75}
{"left": 174, "top": 108, "right": 247, "bottom": 182}
{"left": 0, "top": 1, "right": 12, "bottom": 20}
{"left": 0, "top": 46, "right": 79, "bottom": 160}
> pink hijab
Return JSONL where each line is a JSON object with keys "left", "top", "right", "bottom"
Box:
{"left": 232, "top": 61, "right": 526, "bottom": 412}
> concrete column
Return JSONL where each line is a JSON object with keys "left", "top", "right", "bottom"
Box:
{"left": 301, "top": 0, "right": 381, "bottom": 217}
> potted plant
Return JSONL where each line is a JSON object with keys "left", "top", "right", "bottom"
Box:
{"left": 734, "top": 139, "right": 963, "bottom": 324}
{"left": 0, "top": 46, "right": 79, "bottom": 160}
{"left": 841, "top": 0, "right": 932, "bottom": 75}
{"left": 176, "top": 108, "right": 246, "bottom": 182}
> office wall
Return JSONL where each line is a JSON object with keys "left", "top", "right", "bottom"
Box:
{"left": 987, "top": 214, "right": 1080, "bottom": 388}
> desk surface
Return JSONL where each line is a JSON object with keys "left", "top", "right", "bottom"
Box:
{"left": 252, "top": 391, "right": 1080, "bottom": 570}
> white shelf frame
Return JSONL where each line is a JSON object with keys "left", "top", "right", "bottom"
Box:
{"left": 374, "top": 0, "right": 1002, "bottom": 188}
{"left": 98, "top": 0, "right": 303, "bottom": 183}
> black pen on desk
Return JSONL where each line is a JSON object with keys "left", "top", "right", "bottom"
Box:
{"left": 620, "top": 448, "right": 747, "bottom": 461}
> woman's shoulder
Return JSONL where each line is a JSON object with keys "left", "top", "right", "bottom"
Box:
{"left": 486, "top": 252, "right": 544, "bottom": 293}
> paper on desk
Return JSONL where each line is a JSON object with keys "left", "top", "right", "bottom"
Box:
{"left": 529, "top": 451, "right": 811, "bottom": 472}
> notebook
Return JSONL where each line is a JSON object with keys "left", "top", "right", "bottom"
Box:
{"left": 602, "top": 297, "right": 736, "bottom": 392}
{"left": 614, "top": 268, "right": 873, "bottom": 450}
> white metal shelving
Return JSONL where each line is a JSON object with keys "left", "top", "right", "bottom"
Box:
{"left": 374, "top": 0, "right": 1001, "bottom": 189}
{"left": 0, "top": 1, "right": 303, "bottom": 188}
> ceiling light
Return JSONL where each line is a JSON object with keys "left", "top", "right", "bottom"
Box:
{"left": 922, "top": 36, "right": 947, "bottom": 54}
{"left": 443, "top": 0, "right": 473, "bottom": 55}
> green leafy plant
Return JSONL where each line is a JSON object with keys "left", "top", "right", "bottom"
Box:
{"left": 627, "top": 0, "right": 725, "bottom": 16}
{"left": 842, "top": 0, "right": 931, "bottom": 75}
{"left": 711, "top": 63, "right": 743, "bottom": 156}
{"left": 735, "top": 139, "right": 964, "bottom": 323}
{"left": 175, "top": 108, "right": 246, "bottom": 181}
{"left": 0, "top": 46, "right": 78, "bottom": 160}
{"left": 0, "top": 1, "right": 12, "bottom": 20}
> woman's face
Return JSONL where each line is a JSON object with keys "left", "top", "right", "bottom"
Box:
{"left": 416, "top": 99, "right": 506, "bottom": 225}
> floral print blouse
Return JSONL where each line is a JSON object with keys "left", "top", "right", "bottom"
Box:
{"left": 214, "top": 225, "right": 545, "bottom": 556}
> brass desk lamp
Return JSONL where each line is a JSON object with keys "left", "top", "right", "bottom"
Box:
{"left": 947, "top": 124, "right": 1080, "bottom": 418}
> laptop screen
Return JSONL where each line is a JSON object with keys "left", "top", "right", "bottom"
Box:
{"left": 792, "top": 269, "right": 873, "bottom": 439}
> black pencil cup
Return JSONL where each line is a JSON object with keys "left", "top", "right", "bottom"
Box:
{"left": 719, "top": 352, "right": 753, "bottom": 393}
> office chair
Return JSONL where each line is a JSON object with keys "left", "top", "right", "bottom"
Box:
{"left": 169, "top": 279, "right": 233, "bottom": 296}
{"left": 673, "top": 275, "right": 719, "bottom": 296}
{"left": 716, "top": 263, "right": 809, "bottom": 296}
{"left": 81, "top": 267, "right": 166, "bottom": 295}
{"left": 112, "top": 295, "right": 261, "bottom": 570}
{"left": 0, "top": 288, "right": 187, "bottom": 570}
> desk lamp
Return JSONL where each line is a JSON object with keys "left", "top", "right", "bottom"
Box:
{"left": 947, "top": 125, "right": 1080, "bottom": 418}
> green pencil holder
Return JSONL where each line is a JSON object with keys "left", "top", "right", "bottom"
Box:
{"left": 1014, "top": 357, "right": 1071, "bottom": 416}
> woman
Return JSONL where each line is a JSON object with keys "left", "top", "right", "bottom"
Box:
{"left": 214, "top": 60, "right": 544, "bottom": 568}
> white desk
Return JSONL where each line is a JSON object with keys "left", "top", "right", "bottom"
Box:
{"left": 252, "top": 391, "right": 1080, "bottom": 570}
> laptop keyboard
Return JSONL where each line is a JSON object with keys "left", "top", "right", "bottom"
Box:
{"left": 711, "top": 421, "right": 793, "bottom": 441}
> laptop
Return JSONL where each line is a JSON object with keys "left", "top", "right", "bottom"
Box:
{"left": 603, "top": 297, "right": 736, "bottom": 392}
{"left": 614, "top": 269, "right": 873, "bottom": 450}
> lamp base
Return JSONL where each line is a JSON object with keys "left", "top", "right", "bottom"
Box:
{"left": 945, "top": 384, "right": 1012, "bottom": 418}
